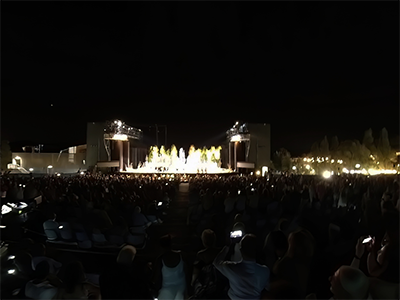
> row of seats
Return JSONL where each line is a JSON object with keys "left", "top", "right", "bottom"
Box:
{"left": 42, "top": 220, "right": 151, "bottom": 250}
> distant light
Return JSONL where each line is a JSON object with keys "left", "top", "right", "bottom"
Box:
{"left": 235, "top": 121, "right": 239, "bottom": 125}
{"left": 8, "top": 255, "right": 15, "bottom": 260}
{"left": 292, "top": 166, "right": 296, "bottom": 170}
{"left": 326, "top": 157, "right": 329, "bottom": 160}
{"left": 114, "top": 120, "right": 118, "bottom": 124}
{"left": 29, "top": 168, "right": 34, "bottom": 172}
{"left": 57, "top": 173, "right": 61, "bottom": 176}
{"left": 303, "top": 158, "right": 307, "bottom": 161}
{"left": 8, "top": 269, "right": 16, "bottom": 274}
{"left": 117, "top": 120, "right": 122, "bottom": 127}
{"left": 262, "top": 166, "right": 268, "bottom": 176}
{"left": 58, "top": 225, "right": 63, "bottom": 229}
{"left": 331, "top": 160, "right": 335, "bottom": 163}
{"left": 342, "top": 168, "right": 349, "bottom": 174}
{"left": 230, "top": 135, "right": 241, "bottom": 142}
{"left": 322, "top": 171, "right": 331, "bottom": 179}
{"left": 250, "top": 172, "right": 253, "bottom": 175}
{"left": 255, "top": 170, "right": 261, "bottom": 176}
{"left": 355, "top": 164, "right": 361, "bottom": 168}
{"left": 47, "top": 165, "right": 53, "bottom": 169}
{"left": 306, "top": 165, "right": 311, "bottom": 170}
{"left": 112, "top": 134, "right": 128, "bottom": 141}
{"left": 80, "top": 171, "right": 84, "bottom": 175}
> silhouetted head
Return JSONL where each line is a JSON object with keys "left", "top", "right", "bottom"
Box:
{"left": 159, "top": 234, "right": 172, "bottom": 250}
{"left": 269, "top": 230, "right": 289, "bottom": 258}
{"left": 329, "top": 266, "right": 369, "bottom": 299}
{"left": 34, "top": 260, "right": 50, "bottom": 280}
{"left": 201, "top": 229, "right": 216, "bottom": 249}
{"left": 63, "top": 261, "right": 87, "bottom": 293}
{"left": 287, "top": 229, "right": 315, "bottom": 259}
{"left": 117, "top": 245, "right": 137, "bottom": 265}
{"left": 240, "top": 234, "right": 257, "bottom": 260}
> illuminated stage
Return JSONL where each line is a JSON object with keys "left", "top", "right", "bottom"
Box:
{"left": 122, "top": 145, "right": 232, "bottom": 175}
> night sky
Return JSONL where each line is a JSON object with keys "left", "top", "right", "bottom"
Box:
{"left": 2, "top": 2, "right": 399, "bottom": 156}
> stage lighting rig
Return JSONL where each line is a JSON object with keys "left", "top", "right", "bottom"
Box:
{"left": 104, "top": 119, "right": 143, "bottom": 140}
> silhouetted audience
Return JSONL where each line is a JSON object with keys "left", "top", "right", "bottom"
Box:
{"left": 99, "top": 245, "right": 152, "bottom": 299}
{"left": 214, "top": 233, "right": 270, "bottom": 300}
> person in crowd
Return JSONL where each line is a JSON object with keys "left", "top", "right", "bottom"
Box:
{"left": 272, "top": 229, "right": 315, "bottom": 298}
{"left": 191, "top": 229, "right": 226, "bottom": 299}
{"left": 214, "top": 233, "right": 270, "bottom": 300}
{"left": 263, "top": 230, "right": 288, "bottom": 271}
{"left": 132, "top": 205, "right": 152, "bottom": 228}
{"left": 367, "top": 209, "right": 400, "bottom": 283}
{"left": 153, "top": 234, "right": 187, "bottom": 300}
{"left": 25, "top": 260, "right": 61, "bottom": 300}
{"left": 30, "top": 243, "right": 62, "bottom": 275}
{"left": 328, "top": 266, "right": 370, "bottom": 299}
{"left": 99, "top": 245, "right": 152, "bottom": 299}
{"left": 52, "top": 261, "right": 100, "bottom": 300}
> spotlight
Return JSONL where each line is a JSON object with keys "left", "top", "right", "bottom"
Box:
{"left": 322, "top": 171, "right": 331, "bottom": 179}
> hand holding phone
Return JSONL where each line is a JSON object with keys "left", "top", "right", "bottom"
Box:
{"left": 230, "top": 230, "right": 242, "bottom": 239}
{"left": 362, "top": 237, "right": 372, "bottom": 244}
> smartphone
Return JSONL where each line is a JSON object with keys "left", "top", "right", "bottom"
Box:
{"left": 158, "top": 202, "right": 163, "bottom": 206}
{"left": 230, "top": 230, "right": 242, "bottom": 238}
{"left": 362, "top": 237, "right": 372, "bottom": 244}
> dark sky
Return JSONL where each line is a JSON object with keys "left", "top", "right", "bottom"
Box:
{"left": 2, "top": 1, "right": 399, "bottom": 156}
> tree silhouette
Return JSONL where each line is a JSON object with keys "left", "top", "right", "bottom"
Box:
{"left": 1, "top": 140, "right": 12, "bottom": 171}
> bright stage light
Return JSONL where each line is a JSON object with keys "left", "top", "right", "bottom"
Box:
{"left": 231, "top": 135, "right": 241, "bottom": 142}
{"left": 112, "top": 134, "right": 128, "bottom": 141}
{"left": 322, "top": 171, "right": 331, "bottom": 179}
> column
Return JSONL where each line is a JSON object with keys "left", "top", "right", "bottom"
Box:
{"left": 119, "top": 140, "right": 123, "bottom": 171}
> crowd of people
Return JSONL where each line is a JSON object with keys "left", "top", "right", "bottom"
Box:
{"left": 0, "top": 172, "right": 399, "bottom": 299}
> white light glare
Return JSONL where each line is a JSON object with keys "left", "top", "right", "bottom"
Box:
{"left": 292, "top": 166, "right": 296, "bottom": 170}
{"left": 255, "top": 170, "right": 261, "bottom": 176}
{"left": 322, "top": 171, "right": 331, "bottom": 179}
{"left": 230, "top": 135, "right": 241, "bottom": 142}
{"left": 306, "top": 165, "right": 311, "bottom": 170}
{"left": 2, "top": 205, "right": 12, "bottom": 215}
{"left": 29, "top": 168, "right": 34, "bottom": 172}
{"left": 112, "top": 134, "right": 128, "bottom": 141}
{"left": 8, "top": 269, "right": 16, "bottom": 274}
{"left": 80, "top": 171, "right": 84, "bottom": 175}
{"left": 8, "top": 255, "right": 15, "bottom": 260}
{"left": 47, "top": 165, "right": 53, "bottom": 169}
{"left": 355, "top": 164, "right": 361, "bottom": 168}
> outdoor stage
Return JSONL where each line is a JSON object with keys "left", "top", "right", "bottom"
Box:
{"left": 122, "top": 145, "right": 233, "bottom": 175}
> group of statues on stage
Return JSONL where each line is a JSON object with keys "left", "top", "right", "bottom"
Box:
{"left": 132, "top": 145, "right": 227, "bottom": 174}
